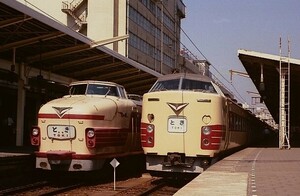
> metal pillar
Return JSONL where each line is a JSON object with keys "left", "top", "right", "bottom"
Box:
{"left": 279, "top": 38, "right": 291, "bottom": 149}
{"left": 16, "top": 63, "right": 25, "bottom": 146}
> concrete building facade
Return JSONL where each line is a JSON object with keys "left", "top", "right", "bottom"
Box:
{"left": 17, "top": 0, "right": 186, "bottom": 75}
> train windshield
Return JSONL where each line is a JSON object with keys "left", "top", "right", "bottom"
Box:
{"left": 150, "top": 78, "right": 217, "bottom": 93}
{"left": 69, "top": 84, "right": 87, "bottom": 95}
{"left": 150, "top": 79, "right": 180, "bottom": 92}
{"left": 181, "top": 79, "right": 217, "bottom": 93}
{"left": 69, "top": 84, "right": 119, "bottom": 96}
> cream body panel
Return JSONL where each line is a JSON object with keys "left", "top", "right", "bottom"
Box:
{"left": 142, "top": 90, "right": 225, "bottom": 157}
{"left": 38, "top": 95, "right": 135, "bottom": 154}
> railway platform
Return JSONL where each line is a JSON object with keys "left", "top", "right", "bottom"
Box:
{"left": 175, "top": 147, "right": 300, "bottom": 196}
{"left": 0, "top": 147, "right": 40, "bottom": 190}
{"left": 0, "top": 146, "right": 35, "bottom": 174}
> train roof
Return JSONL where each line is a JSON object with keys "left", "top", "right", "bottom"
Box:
{"left": 69, "top": 80, "right": 123, "bottom": 87}
{"left": 156, "top": 73, "right": 212, "bottom": 83}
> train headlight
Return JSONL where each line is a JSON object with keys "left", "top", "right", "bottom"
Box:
{"left": 32, "top": 128, "right": 39, "bottom": 136}
{"left": 31, "top": 126, "right": 40, "bottom": 146}
{"left": 141, "top": 123, "right": 155, "bottom": 148}
{"left": 202, "top": 138, "right": 210, "bottom": 146}
{"left": 147, "top": 124, "right": 154, "bottom": 133}
{"left": 85, "top": 128, "right": 96, "bottom": 148}
{"left": 202, "top": 126, "right": 211, "bottom": 135}
{"left": 147, "top": 113, "right": 154, "bottom": 123}
{"left": 148, "top": 136, "right": 153, "bottom": 144}
{"left": 87, "top": 129, "right": 95, "bottom": 138}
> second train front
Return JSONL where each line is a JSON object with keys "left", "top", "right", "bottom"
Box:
{"left": 140, "top": 73, "right": 228, "bottom": 175}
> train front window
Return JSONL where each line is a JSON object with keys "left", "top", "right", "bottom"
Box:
{"left": 87, "top": 84, "right": 119, "bottom": 97}
{"left": 69, "top": 84, "right": 87, "bottom": 95}
{"left": 150, "top": 79, "right": 180, "bottom": 92}
{"left": 69, "top": 84, "right": 119, "bottom": 97}
{"left": 181, "top": 79, "right": 217, "bottom": 93}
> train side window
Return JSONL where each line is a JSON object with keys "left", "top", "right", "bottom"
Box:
{"left": 237, "top": 116, "right": 241, "bottom": 131}
{"left": 229, "top": 112, "right": 233, "bottom": 130}
{"left": 233, "top": 114, "right": 237, "bottom": 131}
{"left": 118, "top": 87, "right": 126, "bottom": 99}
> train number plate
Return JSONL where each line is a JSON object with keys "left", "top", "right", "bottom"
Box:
{"left": 47, "top": 125, "right": 76, "bottom": 139}
{"left": 167, "top": 117, "right": 187, "bottom": 133}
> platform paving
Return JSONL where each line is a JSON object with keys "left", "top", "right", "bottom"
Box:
{"left": 175, "top": 147, "right": 300, "bottom": 196}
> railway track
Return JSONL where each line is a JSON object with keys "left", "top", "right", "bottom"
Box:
{"left": 139, "top": 178, "right": 191, "bottom": 196}
{"left": 35, "top": 183, "right": 84, "bottom": 196}
{"left": 62, "top": 173, "right": 159, "bottom": 195}
{"left": 0, "top": 180, "right": 86, "bottom": 196}
{"left": 0, "top": 181, "right": 49, "bottom": 195}
{"left": 0, "top": 173, "right": 193, "bottom": 195}
{"left": 66, "top": 174, "right": 191, "bottom": 195}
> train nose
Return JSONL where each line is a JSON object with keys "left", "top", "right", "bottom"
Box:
{"left": 169, "top": 154, "right": 182, "bottom": 166}
{"left": 47, "top": 151, "right": 74, "bottom": 165}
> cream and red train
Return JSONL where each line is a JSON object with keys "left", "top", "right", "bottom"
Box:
{"left": 31, "top": 80, "right": 143, "bottom": 171}
{"left": 140, "top": 73, "right": 266, "bottom": 175}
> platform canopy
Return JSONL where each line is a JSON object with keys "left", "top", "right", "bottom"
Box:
{"left": 0, "top": 0, "right": 161, "bottom": 95}
{"left": 238, "top": 49, "right": 300, "bottom": 128}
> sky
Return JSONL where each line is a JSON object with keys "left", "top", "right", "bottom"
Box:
{"left": 181, "top": 0, "right": 300, "bottom": 108}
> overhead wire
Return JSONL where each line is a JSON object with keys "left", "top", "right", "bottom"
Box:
{"left": 181, "top": 29, "right": 247, "bottom": 104}
{"left": 161, "top": 2, "right": 248, "bottom": 104}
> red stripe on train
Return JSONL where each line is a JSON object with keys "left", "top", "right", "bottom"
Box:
{"left": 92, "top": 128, "right": 129, "bottom": 147}
{"left": 201, "top": 125, "right": 225, "bottom": 150}
{"left": 38, "top": 113, "right": 105, "bottom": 120}
{"left": 35, "top": 151, "right": 143, "bottom": 159}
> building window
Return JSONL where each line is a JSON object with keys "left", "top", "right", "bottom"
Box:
{"left": 164, "top": 53, "right": 175, "bottom": 68}
{"left": 163, "top": 13, "right": 175, "bottom": 31}
{"left": 129, "top": 32, "right": 155, "bottom": 59}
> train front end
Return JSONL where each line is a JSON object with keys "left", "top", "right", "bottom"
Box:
{"left": 31, "top": 81, "right": 142, "bottom": 171}
{"left": 141, "top": 73, "right": 227, "bottom": 175}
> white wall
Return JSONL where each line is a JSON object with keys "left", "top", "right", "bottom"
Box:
{"left": 88, "top": 0, "right": 127, "bottom": 55}
{"left": 17, "top": 0, "right": 127, "bottom": 55}
{"left": 17, "top": 0, "right": 67, "bottom": 24}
